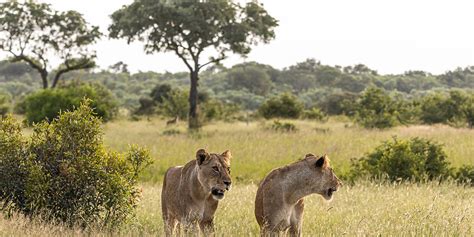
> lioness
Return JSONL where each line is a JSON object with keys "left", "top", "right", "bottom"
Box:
{"left": 161, "top": 149, "right": 232, "bottom": 236}
{"left": 255, "top": 154, "right": 342, "bottom": 237}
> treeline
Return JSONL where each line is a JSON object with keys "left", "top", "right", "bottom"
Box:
{"left": 1, "top": 59, "right": 474, "bottom": 127}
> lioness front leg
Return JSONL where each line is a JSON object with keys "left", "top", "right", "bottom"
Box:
{"left": 199, "top": 218, "right": 215, "bottom": 236}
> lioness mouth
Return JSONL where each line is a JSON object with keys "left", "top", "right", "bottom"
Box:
{"left": 211, "top": 188, "right": 225, "bottom": 200}
{"left": 327, "top": 187, "right": 337, "bottom": 198}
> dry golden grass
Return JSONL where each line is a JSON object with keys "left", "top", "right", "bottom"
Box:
{"left": 103, "top": 118, "right": 474, "bottom": 183}
{"left": 1, "top": 118, "right": 473, "bottom": 236}
{"left": 2, "top": 182, "right": 473, "bottom": 236}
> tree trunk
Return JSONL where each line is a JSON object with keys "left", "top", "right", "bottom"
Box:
{"left": 40, "top": 71, "right": 49, "bottom": 89}
{"left": 188, "top": 70, "right": 200, "bottom": 130}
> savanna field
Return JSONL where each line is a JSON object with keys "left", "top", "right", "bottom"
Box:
{"left": 1, "top": 118, "right": 473, "bottom": 236}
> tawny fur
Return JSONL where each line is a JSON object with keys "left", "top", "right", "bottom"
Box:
{"left": 161, "top": 149, "right": 232, "bottom": 236}
{"left": 255, "top": 154, "right": 342, "bottom": 237}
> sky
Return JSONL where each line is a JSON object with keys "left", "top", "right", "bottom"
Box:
{"left": 5, "top": 0, "right": 474, "bottom": 74}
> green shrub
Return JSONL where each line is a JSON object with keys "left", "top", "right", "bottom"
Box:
{"left": 0, "top": 101, "right": 152, "bottom": 227}
{"left": 455, "top": 165, "right": 474, "bottom": 186}
{"left": 303, "top": 107, "right": 327, "bottom": 121}
{"left": 259, "top": 93, "right": 304, "bottom": 119}
{"left": 0, "top": 92, "right": 11, "bottom": 116}
{"left": 270, "top": 120, "right": 297, "bottom": 132}
{"left": 350, "top": 137, "right": 451, "bottom": 182}
{"left": 353, "top": 87, "right": 400, "bottom": 129}
{"left": 22, "top": 83, "right": 118, "bottom": 124}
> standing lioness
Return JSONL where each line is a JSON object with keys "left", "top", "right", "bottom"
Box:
{"left": 255, "top": 154, "right": 342, "bottom": 236}
{"left": 161, "top": 149, "right": 232, "bottom": 236}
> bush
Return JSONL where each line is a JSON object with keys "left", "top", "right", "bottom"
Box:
{"left": 0, "top": 92, "right": 11, "bottom": 116}
{"left": 0, "top": 101, "right": 152, "bottom": 227}
{"left": 303, "top": 107, "right": 327, "bottom": 121}
{"left": 22, "top": 83, "right": 118, "bottom": 124}
{"left": 455, "top": 165, "right": 474, "bottom": 186}
{"left": 353, "top": 87, "right": 400, "bottom": 129}
{"left": 270, "top": 120, "right": 297, "bottom": 132}
{"left": 350, "top": 137, "right": 451, "bottom": 182}
{"left": 259, "top": 93, "right": 304, "bottom": 119}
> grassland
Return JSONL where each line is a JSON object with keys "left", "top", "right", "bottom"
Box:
{"left": 1, "top": 118, "right": 473, "bottom": 236}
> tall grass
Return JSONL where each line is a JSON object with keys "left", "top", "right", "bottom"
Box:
{"left": 2, "top": 182, "right": 472, "bottom": 236}
{"left": 1, "top": 118, "right": 472, "bottom": 236}
{"left": 103, "top": 119, "right": 474, "bottom": 183}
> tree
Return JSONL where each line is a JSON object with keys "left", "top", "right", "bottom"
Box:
{"left": 227, "top": 63, "right": 273, "bottom": 96}
{"left": 0, "top": 1, "right": 101, "bottom": 89}
{"left": 109, "top": 0, "right": 278, "bottom": 129}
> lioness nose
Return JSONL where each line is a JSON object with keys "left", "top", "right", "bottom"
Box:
{"left": 224, "top": 181, "right": 232, "bottom": 186}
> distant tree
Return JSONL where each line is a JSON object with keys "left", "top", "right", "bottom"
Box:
{"left": 259, "top": 93, "right": 304, "bottom": 119}
{"left": 0, "top": 1, "right": 101, "bottom": 88}
{"left": 227, "top": 63, "right": 273, "bottom": 96}
{"left": 109, "top": 61, "right": 129, "bottom": 74}
{"left": 354, "top": 87, "right": 399, "bottom": 129}
{"left": 109, "top": 0, "right": 278, "bottom": 129}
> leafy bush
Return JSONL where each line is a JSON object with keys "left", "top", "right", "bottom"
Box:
{"left": 259, "top": 93, "right": 304, "bottom": 119}
{"left": 0, "top": 101, "right": 152, "bottom": 227}
{"left": 0, "top": 91, "right": 11, "bottom": 116}
{"left": 353, "top": 87, "right": 400, "bottom": 129}
{"left": 454, "top": 165, "right": 474, "bottom": 186}
{"left": 22, "top": 83, "right": 118, "bottom": 124}
{"left": 350, "top": 137, "right": 451, "bottom": 182}
{"left": 270, "top": 120, "right": 297, "bottom": 132}
{"left": 303, "top": 107, "right": 327, "bottom": 121}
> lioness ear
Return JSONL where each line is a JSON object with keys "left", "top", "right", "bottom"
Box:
{"left": 222, "top": 150, "right": 232, "bottom": 159}
{"left": 196, "top": 149, "right": 209, "bottom": 165}
{"left": 305, "top": 153, "right": 315, "bottom": 158}
{"left": 315, "top": 155, "right": 328, "bottom": 168}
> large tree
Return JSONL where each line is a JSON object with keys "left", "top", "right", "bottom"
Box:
{"left": 0, "top": 1, "right": 101, "bottom": 89}
{"left": 109, "top": 0, "right": 278, "bottom": 129}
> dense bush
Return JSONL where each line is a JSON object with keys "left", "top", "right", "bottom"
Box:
{"left": 270, "top": 120, "right": 297, "bottom": 132}
{"left": 419, "top": 90, "right": 474, "bottom": 127}
{"left": 259, "top": 93, "right": 304, "bottom": 119}
{"left": 0, "top": 101, "right": 152, "bottom": 227}
{"left": 454, "top": 165, "right": 474, "bottom": 186}
{"left": 21, "top": 83, "right": 118, "bottom": 124}
{"left": 353, "top": 87, "right": 400, "bottom": 129}
{"left": 350, "top": 137, "right": 451, "bottom": 182}
{"left": 302, "top": 107, "right": 327, "bottom": 121}
{"left": 0, "top": 91, "right": 11, "bottom": 116}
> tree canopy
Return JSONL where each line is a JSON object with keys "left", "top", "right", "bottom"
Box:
{"left": 0, "top": 0, "right": 101, "bottom": 88}
{"left": 109, "top": 0, "right": 278, "bottom": 129}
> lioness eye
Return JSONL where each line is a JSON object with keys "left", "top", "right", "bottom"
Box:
{"left": 227, "top": 167, "right": 231, "bottom": 174}
{"left": 212, "top": 166, "right": 219, "bottom": 172}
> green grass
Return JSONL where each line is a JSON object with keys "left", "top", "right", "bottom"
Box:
{"left": 1, "top": 118, "right": 473, "bottom": 236}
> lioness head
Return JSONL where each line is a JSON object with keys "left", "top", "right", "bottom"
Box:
{"left": 196, "top": 148, "right": 232, "bottom": 200}
{"left": 305, "top": 153, "right": 342, "bottom": 201}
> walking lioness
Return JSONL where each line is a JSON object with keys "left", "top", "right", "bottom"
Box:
{"left": 161, "top": 149, "right": 232, "bottom": 236}
{"left": 255, "top": 154, "right": 342, "bottom": 236}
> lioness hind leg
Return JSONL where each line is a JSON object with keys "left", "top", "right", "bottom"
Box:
{"left": 164, "top": 217, "right": 178, "bottom": 237}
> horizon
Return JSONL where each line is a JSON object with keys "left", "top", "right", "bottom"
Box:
{"left": 1, "top": 0, "right": 474, "bottom": 75}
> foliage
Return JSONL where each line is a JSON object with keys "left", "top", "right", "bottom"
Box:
{"left": 350, "top": 137, "right": 451, "bottom": 182}
{"left": 302, "top": 107, "right": 327, "bottom": 121}
{"left": 270, "top": 120, "right": 297, "bottom": 132}
{"left": 419, "top": 90, "right": 474, "bottom": 127}
{"left": 353, "top": 87, "right": 400, "bottom": 129}
{"left": 0, "top": 1, "right": 101, "bottom": 88}
{"left": 454, "top": 165, "right": 474, "bottom": 186}
{"left": 0, "top": 91, "right": 11, "bottom": 116}
{"left": 22, "top": 83, "right": 118, "bottom": 124}
{"left": 259, "top": 93, "right": 304, "bottom": 119}
{"left": 109, "top": 0, "right": 278, "bottom": 129}
{"left": 0, "top": 102, "right": 152, "bottom": 227}
{"left": 226, "top": 63, "right": 273, "bottom": 96}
